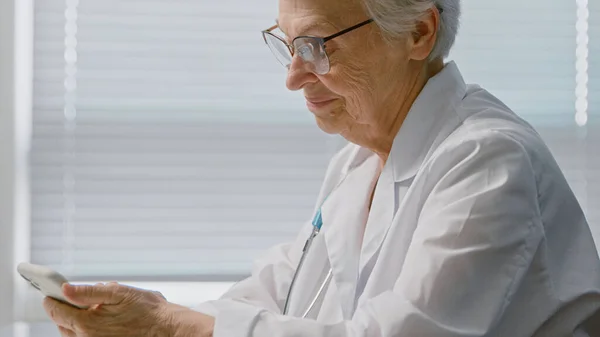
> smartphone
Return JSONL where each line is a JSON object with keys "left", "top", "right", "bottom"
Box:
{"left": 17, "top": 262, "right": 88, "bottom": 309}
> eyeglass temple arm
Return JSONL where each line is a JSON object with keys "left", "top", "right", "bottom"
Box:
{"left": 263, "top": 24, "right": 278, "bottom": 33}
{"left": 322, "top": 19, "right": 374, "bottom": 43}
{"left": 322, "top": 6, "right": 443, "bottom": 43}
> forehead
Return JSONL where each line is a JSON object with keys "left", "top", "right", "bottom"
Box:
{"left": 277, "top": 0, "right": 365, "bottom": 36}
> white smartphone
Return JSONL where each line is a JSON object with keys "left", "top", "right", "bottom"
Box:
{"left": 17, "top": 262, "right": 88, "bottom": 309}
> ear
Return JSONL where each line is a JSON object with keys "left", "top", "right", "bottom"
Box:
{"left": 408, "top": 7, "right": 441, "bottom": 61}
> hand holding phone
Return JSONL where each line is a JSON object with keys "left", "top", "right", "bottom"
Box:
{"left": 17, "top": 263, "right": 88, "bottom": 309}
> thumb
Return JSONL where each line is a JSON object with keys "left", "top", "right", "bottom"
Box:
{"left": 62, "top": 283, "right": 125, "bottom": 306}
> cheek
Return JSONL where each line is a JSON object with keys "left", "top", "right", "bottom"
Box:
{"left": 321, "top": 66, "right": 374, "bottom": 122}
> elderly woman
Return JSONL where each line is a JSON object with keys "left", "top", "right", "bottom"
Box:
{"left": 44, "top": 0, "right": 600, "bottom": 336}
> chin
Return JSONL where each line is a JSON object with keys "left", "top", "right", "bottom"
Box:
{"left": 314, "top": 116, "right": 344, "bottom": 135}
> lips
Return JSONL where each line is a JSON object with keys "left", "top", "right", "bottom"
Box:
{"left": 305, "top": 97, "right": 336, "bottom": 104}
{"left": 305, "top": 97, "right": 337, "bottom": 110}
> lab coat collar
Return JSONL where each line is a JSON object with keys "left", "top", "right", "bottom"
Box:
{"left": 389, "top": 61, "right": 467, "bottom": 182}
{"left": 321, "top": 62, "right": 467, "bottom": 319}
{"left": 340, "top": 145, "right": 374, "bottom": 178}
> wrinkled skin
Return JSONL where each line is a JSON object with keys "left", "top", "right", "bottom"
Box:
{"left": 279, "top": 0, "right": 442, "bottom": 161}
{"left": 44, "top": 283, "right": 214, "bottom": 337}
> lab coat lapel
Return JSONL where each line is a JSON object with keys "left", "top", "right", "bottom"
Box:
{"left": 320, "top": 152, "right": 380, "bottom": 320}
{"left": 357, "top": 61, "right": 468, "bottom": 284}
{"left": 358, "top": 162, "right": 396, "bottom": 276}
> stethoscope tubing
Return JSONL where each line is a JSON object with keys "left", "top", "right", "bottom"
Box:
{"left": 283, "top": 226, "right": 319, "bottom": 316}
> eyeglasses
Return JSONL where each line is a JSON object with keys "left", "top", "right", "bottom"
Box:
{"left": 262, "top": 7, "right": 444, "bottom": 75}
{"left": 261, "top": 19, "right": 374, "bottom": 75}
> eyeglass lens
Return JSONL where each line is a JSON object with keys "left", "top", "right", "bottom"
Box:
{"left": 263, "top": 33, "right": 331, "bottom": 75}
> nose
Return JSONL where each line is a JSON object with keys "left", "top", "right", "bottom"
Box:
{"left": 285, "top": 54, "right": 318, "bottom": 91}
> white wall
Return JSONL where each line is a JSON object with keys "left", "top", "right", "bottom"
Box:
{"left": 0, "top": 0, "right": 17, "bottom": 325}
{"left": 0, "top": 0, "right": 33, "bottom": 324}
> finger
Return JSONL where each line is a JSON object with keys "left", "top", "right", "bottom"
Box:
{"left": 153, "top": 291, "right": 166, "bottom": 300}
{"left": 88, "top": 282, "right": 113, "bottom": 310}
{"left": 43, "top": 297, "right": 79, "bottom": 331}
{"left": 58, "top": 326, "right": 76, "bottom": 337}
{"left": 62, "top": 283, "right": 125, "bottom": 306}
{"left": 90, "top": 282, "right": 105, "bottom": 308}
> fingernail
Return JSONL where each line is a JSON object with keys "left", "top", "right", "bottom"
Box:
{"left": 62, "top": 283, "right": 74, "bottom": 294}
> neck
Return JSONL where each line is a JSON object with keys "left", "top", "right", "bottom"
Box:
{"left": 352, "top": 59, "right": 444, "bottom": 165}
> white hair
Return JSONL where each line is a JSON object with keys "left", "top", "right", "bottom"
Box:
{"left": 362, "top": 0, "right": 461, "bottom": 60}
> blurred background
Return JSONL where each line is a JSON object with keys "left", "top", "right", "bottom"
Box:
{"left": 0, "top": 0, "right": 598, "bottom": 328}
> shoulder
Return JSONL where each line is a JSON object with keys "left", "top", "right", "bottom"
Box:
{"left": 440, "top": 85, "right": 547, "bottom": 165}
{"left": 422, "top": 87, "right": 548, "bottom": 191}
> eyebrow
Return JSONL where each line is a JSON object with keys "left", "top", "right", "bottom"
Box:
{"left": 275, "top": 19, "right": 333, "bottom": 39}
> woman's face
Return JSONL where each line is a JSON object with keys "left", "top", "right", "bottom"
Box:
{"left": 278, "top": 0, "right": 414, "bottom": 138}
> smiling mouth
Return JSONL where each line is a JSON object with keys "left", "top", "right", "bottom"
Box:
{"left": 306, "top": 98, "right": 337, "bottom": 110}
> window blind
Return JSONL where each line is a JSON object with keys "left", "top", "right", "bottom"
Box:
{"left": 31, "top": 0, "right": 340, "bottom": 280}
{"left": 30, "top": 0, "right": 599, "bottom": 281}
{"left": 591, "top": 0, "right": 599, "bottom": 120}
{"left": 449, "top": 1, "right": 576, "bottom": 123}
{"left": 588, "top": 0, "right": 600, "bottom": 238}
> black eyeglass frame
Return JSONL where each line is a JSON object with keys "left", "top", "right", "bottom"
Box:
{"left": 261, "top": 5, "right": 443, "bottom": 69}
{"left": 261, "top": 19, "right": 375, "bottom": 60}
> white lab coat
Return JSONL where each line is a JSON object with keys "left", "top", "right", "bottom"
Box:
{"left": 194, "top": 62, "right": 600, "bottom": 336}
